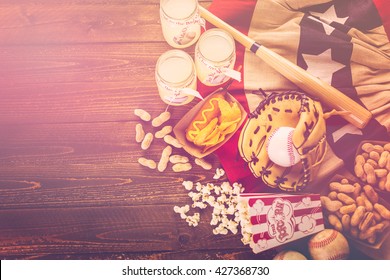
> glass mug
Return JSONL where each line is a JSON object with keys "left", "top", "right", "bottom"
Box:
{"left": 160, "top": 0, "right": 202, "bottom": 48}
{"left": 155, "top": 50, "right": 201, "bottom": 106}
{"left": 195, "top": 28, "right": 241, "bottom": 86}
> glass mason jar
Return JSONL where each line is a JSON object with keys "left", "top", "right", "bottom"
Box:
{"left": 155, "top": 50, "right": 198, "bottom": 106}
{"left": 160, "top": 0, "right": 202, "bottom": 49}
{"left": 195, "top": 28, "right": 238, "bottom": 86}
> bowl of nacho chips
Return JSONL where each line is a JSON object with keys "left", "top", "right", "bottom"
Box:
{"left": 173, "top": 88, "right": 247, "bottom": 158}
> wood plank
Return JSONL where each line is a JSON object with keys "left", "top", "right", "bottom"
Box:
{"left": 0, "top": 2, "right": 211, "bottom": 45}
{"left": 0, "top": 121, "right": 221, "bottom": 209}
{"left": 3, "top": 249, "right": 276, "bottom": 260}
{"left": 0, "top": 43, "right": 204, "bottom": 124}
{"left": 0, "top": 205, "right": 252, "bottom": 257}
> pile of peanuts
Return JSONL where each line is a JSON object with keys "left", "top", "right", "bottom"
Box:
{"left": 354, "top": 142, "right": 390, "bottom": 192}
{"left": 134, "top": 108, "right": 213, "bottom": 172}
{"left": 321, "top": 177, "right": 390, "bottom": 245}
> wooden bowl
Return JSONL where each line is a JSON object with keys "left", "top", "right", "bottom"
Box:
{"left": 324, "top": 173, "right": 390, "bottom": 250}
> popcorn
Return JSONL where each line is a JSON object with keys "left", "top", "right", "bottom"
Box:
{"left": 173, "top": 205, "right": 190, "bottom": 220}
{"left": 192, "top": 201, "right": 207, "bottom": 209}
{"left": 213, "top": 168, "right": 225, "bottom": 180}
{"left": 195, "top": 183, "right": 202, "bottom": 192}
{"left": 182, "top": 181, "right": 193, "bottom": 191}
{"left": 173, "top": 178, "right": 246, "bottom": 239}
{"left": 186, "top": 212, "right": 200, "bottom": 227}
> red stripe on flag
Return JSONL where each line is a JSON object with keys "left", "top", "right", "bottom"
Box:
{"left": 373, "top": 0, "right": 390, "bottom": 39}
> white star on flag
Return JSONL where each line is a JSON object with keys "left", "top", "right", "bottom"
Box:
{"left": 302, "top": 48, "right": 345, "bottom": 85}
{"left": 310, "top": 5, "right": 349, "bottom": 25}
{"left": 308, "top": 15, "right": 335, "bottom": 35}
{"left": 332, "top": 123, "right": 363, "bottom": 143}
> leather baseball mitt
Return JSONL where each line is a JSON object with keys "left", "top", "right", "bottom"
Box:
{"left": 238, "top": 91, "right": 327, "bottom": 192}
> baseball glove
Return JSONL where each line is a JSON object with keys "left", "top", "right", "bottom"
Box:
{"left": 238, "top": 91, "right": 327, "bottom": 192}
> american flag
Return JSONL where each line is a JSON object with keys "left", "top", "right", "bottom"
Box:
{"left": 198, "top": 0, "right": 390, "bottom": 193}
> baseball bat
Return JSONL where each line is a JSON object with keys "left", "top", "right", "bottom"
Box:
{"left": 199, "top": 6, "right": 372, "bottom": 129}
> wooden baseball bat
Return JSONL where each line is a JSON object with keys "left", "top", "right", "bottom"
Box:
{"left": 199, "top": 6, "right": 372, "bottom": 129}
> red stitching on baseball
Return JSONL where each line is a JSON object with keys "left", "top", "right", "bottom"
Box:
{"left": 308, "top": 230, "right": 338, "bottom": 249}
{"left": 266, "top": 129, "right": 277, "bottom": 151}
{"left": 328, "top": 253, "right": 348, "bottom": 260}
{"left": 287, "top": 129, "right": 294, "bottom": 166}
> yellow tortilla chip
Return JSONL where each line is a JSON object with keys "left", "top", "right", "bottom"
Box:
{"left": 218, "top": 99, "right": 241, "bottom": 123}
{"left": 194, "top": 118, "right": 218, "bottom": 146}
{"left": 221, "top": 122, "right": 238, "bottom": 135}
{"left": 202, "top": 129, "right": 221, "bottom": 146}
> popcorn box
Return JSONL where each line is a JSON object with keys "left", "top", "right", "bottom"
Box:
{"left": 239, "top": 193, "right": 324, "bottom": 254}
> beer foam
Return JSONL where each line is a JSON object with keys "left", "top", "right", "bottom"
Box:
{"left": 159, "top": 56, "right": 193, "bottom": 83}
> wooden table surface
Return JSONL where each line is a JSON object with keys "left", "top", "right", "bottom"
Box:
{"left": 0, "top": 0, "right": 372, "bottom": 260}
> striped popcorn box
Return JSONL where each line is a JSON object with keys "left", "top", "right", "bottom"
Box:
{"left": 239, "top": 193, "right": 324, "bottom": 254}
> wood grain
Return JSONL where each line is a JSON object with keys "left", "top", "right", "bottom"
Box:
{"left": 0, "top": 2, "right": 211, "bottom": 45}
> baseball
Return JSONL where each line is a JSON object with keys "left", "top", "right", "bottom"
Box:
{"left": 267, "top": 127, "right": 300, "bottom": 167}
{"left": 308, "top": 229, "right": 350, "bottom": 260}
{"left": 273, "top": 250, "right": 307, "bottom": 260}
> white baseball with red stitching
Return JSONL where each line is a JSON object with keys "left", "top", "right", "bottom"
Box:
{"left": 273, "top": 250, "right": 307, "bottom": 260}
{"left": 308, "top": 229, "right": 350, "bottom": 260}
{"left": 267, "top": 127, "right": 300, "bottom": 167}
